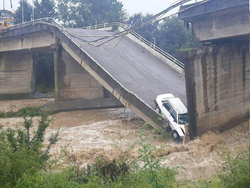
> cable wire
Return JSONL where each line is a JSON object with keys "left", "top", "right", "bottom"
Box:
{"left": 93, "top": 0, "right": 210, "bottom": 47}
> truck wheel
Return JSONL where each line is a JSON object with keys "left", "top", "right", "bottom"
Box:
{"left": 166, "top": 125, "right": 172, "bottom": 132}
{"left": 155, "top": 107, "right": 161, "bottom": 114}
{"left": 172, "top": 131, "right": 179, "bottom": 140}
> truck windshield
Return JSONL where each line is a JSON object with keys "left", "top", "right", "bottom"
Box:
{"left": 178, "top": 113, "right": 188, "bottom": 124}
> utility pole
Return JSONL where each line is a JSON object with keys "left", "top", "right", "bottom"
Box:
{"left": 32, "top": 0, "right": 34, "bottom": 20}
{"left": 152, "top": 37, "right": 156, "bottom": 49}
{"left": 3, "top": 0, "right": 5, "bottom": 10}
{"left": 22, "top": 0, "right": 24, "bottom": 23}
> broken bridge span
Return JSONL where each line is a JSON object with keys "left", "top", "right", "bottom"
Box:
{"left": 0, "top": 20, "right": 186, "bottom": 129}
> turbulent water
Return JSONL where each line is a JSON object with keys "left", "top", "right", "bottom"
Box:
{"left": 0, "top": 99, "right": 248, "bottom": 181}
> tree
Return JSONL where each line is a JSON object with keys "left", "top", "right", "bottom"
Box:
{"left": 14, "top": 0, "right": 33, "bottom": 24}
{"left": 155, "top": 16, "right": 189, "bottom": 57}
{"left": 128, "top": 14, "right": 194, "bottom": 57}
{"left": 58, "top": 0, "right": 125, "bottom": 27}
{"left": 129, "top": 13, "right": 158, "bottom": 43}
{"left": 34, "top": 0, "right": 57, "bottom": 19}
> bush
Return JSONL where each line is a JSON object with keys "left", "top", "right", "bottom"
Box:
{"left": 0, "top": 115, "right": 59, "bottom": 187}
{"left": 218, "top": 151, "right": 249, "bottom": 188}
{"left": 88, "top": 158, "right": 129, "bottom": 183}
{"left": 135, "top": 126, "right": 177, "bottom": 188}
{"left": 186, "top": 150, "right": 250, "bottom": 188}
{"left": 15, "top": 168, "right": 82, "bottom": 188}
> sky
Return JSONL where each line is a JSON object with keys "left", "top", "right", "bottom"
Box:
{"left": 1, "top": 0, "right": 177, "bottom": 15}
{"left": 121, "top": 0, "right": 177, "bottom": 15}
{"left": 0, "top": 0, "right": 198, "bottom": 16}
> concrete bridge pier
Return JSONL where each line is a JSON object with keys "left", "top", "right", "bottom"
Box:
{"left": 0, "top": 51, "right": 36, "bottom": 100}
{"left": 42, "top": 44, "right": 123, "bottom": 112}
{"left": 179, "top": 0, "right": 249, "bottom": 139}
{"left": 182, "top": 43, "right": 249, "bottom": 138}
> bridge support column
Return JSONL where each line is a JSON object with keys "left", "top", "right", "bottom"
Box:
{"left": 54, "top": 45, "right": 59, "bottom": 101}
{"left": 42, "top": 45, "right": 123, "bottom": 112}
{"left": 56, "top": 45, "right": 106, "bottom": 101}
{"left": 182, "top": 43, "right": 250, "bottom": 139}
{"left": 0, "top": 51, "right": 35, "bottom": 100}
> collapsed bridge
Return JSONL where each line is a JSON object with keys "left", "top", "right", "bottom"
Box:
{"left": 0, "top": 20, "right": 186, "bottom": 129}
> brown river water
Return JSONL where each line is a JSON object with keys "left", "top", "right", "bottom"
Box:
{"left": 0, "top": 99, "right": 248, "bottom": 180}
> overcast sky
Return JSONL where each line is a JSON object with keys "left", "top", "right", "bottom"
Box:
{"left": 121, "top": 0, "right": 177, "bottom": 15}
{"left": 1, "top": 0, "right": 178, "bottom": 15}
{"left": 0, "top": 0, "right": 198, "bottom": 16}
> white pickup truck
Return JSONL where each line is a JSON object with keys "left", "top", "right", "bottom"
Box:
{"left": 154, "top": 94, "right": 188, "bottom": 140}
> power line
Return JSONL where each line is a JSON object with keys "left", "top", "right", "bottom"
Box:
{"left": 66, "top": 0, "right": 194, "bottom": 46}
{"left": 91, "top": 0, "right": 210, "bottom": 47}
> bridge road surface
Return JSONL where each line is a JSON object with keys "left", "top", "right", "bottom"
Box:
{"left": 67, "top": 28, "right": 187, "bottom": 107}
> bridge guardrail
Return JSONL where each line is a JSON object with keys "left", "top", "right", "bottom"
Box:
{"left": 82, "top": 22, "right": 184, "bottom": 69}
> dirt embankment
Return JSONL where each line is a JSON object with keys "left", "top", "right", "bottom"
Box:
{"left": 0, "top": 99, "right": 249, "bottom": 181}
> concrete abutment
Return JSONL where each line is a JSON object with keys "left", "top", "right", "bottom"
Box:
{"left": 182, "top": 42, "right": 250, "bottom": 138}
{"left": 0, "top": 44, "right": 123, "bottom": 110}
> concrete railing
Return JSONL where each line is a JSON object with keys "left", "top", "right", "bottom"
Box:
{"left": 81, "top": 22, "right": 120, "bottom": 30}
{"left": 82, "top": 22, "right": 185, "bottom": 71}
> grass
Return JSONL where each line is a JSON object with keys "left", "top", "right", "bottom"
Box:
{"left": 0, "top": 106, "right": 42, "bottom": 118}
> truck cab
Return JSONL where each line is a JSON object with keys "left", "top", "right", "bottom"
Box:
{"left": 154, "top": 94, "right": 188, "bottom": 140}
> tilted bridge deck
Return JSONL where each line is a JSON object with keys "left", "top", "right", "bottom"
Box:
{"left": 0, "top": 20, "right": 186, "bottom": 129}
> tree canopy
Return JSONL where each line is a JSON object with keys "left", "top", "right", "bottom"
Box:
{"left": 13, "top": 0, "right": 197, "bottom": 57}
{"left": 34, "top": 0, "right": 57, "bottom": 19}
{"left": 156, "top": 17, "right": 189, "bottom": 57}
{"left": 129, "top": 13, "right": 158, "bottom": 43}
{"left": 128, "top": 14, "right": 197, "bottom": 57}
{"left": 57, "top": 0, "right": 125, "bottom": 27}
{"left": 14, "top": 0, "right": 32, "bottom": 24}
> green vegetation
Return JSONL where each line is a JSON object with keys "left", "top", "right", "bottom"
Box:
{"left": 34, "top": 0, "right": 57, "bottom": 19}
{"left": 0, "top": 115, "right": 59, "bottom": 187}
{"left": 0, "top": 117, "right": 249, "bottom": 187}
{"left": 218, "top": 151, "right": 250, "bottom": 188}
{"left": 129, "top": 14, "right": 199, "bottom": 57}
{"left": 14, "top": 0, "right": 197, "bottom": 58}
{"left": 36, "top": 82, "right": 54, "bottom": 94}
{"left": 13, "top": 0, "right": 33, "bottom": 24}
{"left": 57, "top": 0, "right": 125, "bottom": 27}
{"left": 178, "top": 150, "right": 250, "bottom": 188}
{"left": 0, "top": 106, "right": 42, "bottom": 118}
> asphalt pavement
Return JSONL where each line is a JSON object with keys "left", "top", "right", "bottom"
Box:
{"left": 67, "top": 28, "right": 187, "bottom": 107}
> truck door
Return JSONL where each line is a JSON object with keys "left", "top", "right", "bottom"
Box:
{"left": 162, "top": 101, "right": 174, "bottom": 127}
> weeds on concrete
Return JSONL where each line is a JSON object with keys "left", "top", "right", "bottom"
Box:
{"left": 0, "top": 106, "right": 42, "bottom": 118}
{"left": 36, "top": 82, "right": 54, "bottom": 94}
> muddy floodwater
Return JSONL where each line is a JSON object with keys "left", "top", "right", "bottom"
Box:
{"left": 0, "top": 99, "right": 249, "bottom": 181}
